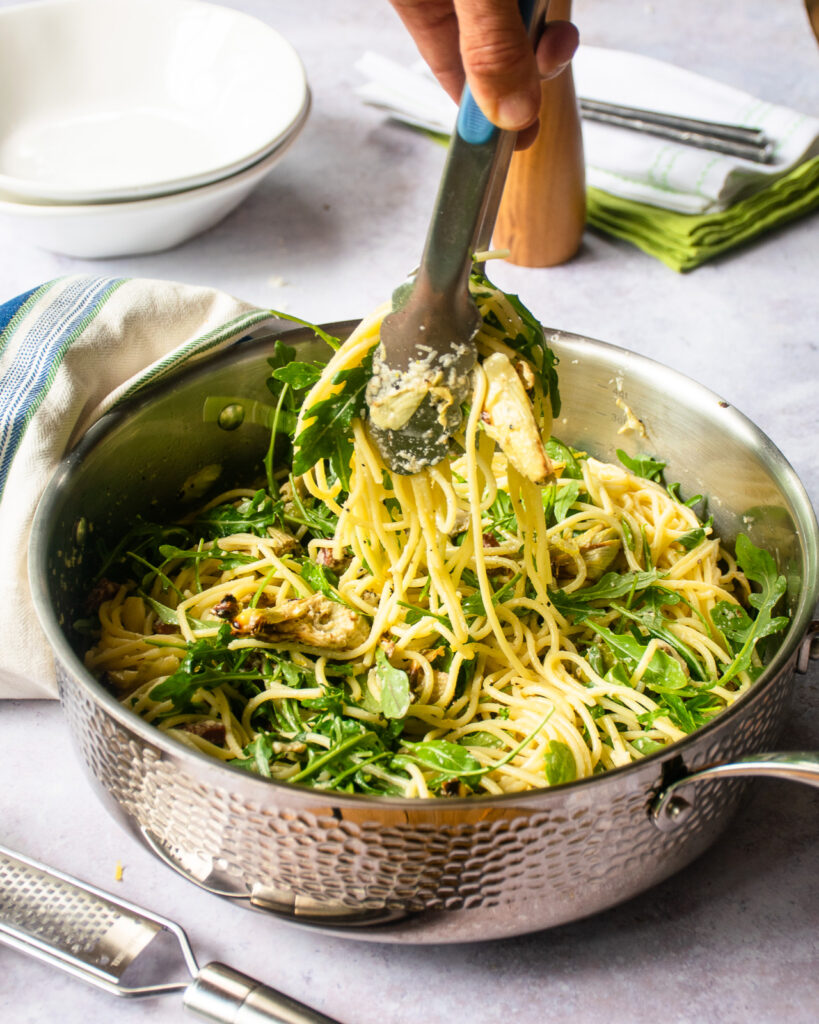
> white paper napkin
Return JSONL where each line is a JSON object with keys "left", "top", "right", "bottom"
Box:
{"left": 355, "top": 46, "right": 819, "bottom": 214}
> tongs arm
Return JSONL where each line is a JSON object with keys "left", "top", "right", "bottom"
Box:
{"left": 400, "top": 0, "right": 550, "bottom": 310}
{"left": 366, "top": 0, "right": 549, "bottom": 474}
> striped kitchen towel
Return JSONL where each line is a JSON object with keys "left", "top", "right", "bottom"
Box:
{"left": 0, "top": 275, "right": 279, "bottom": 698}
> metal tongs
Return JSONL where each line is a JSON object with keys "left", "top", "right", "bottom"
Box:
{"left": 365, "top": 0, "right": 549, "bottom": 475}
{"left": 0, "top": 843, "right": 338, "bottom": 1023}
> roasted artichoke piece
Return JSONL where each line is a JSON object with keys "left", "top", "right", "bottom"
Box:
{"left": 551, "top": 526, "right": 621, "bottom": 581}
{"left": 480, "top": 352, "right": 553, "bottom": 485}
{"left": 219, "top": 593, "right": 368, "bottom": 650}
{"left": 265, "top": 526, "right": 300, "bottom": 556}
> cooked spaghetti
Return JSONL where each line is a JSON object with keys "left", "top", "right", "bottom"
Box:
{"left": 84, "top": 279, "right": 788, "bottom": 797}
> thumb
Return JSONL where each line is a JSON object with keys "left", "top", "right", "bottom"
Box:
{"left": 455, "top": 0, "right": 542, "bottom": 130}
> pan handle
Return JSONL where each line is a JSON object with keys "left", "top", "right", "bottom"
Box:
{"left": 652, "top": 622, "right": 819, "bottom": 831}
{"left": 651, "top": 751, "right": 819, "bottom": 832}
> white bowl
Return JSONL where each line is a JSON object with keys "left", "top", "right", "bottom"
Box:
{"left": 0, "top": 0, "right": 309, "bottom": 203}
{"left": 0, "top": 115, "right": 308, "bottom": 257}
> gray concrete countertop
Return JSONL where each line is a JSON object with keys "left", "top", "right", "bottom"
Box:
{"left": 0, "top": 2, "right": 816, "bottom": 1022}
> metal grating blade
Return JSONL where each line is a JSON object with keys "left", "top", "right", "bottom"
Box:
{"left": 0, "top": 846, "right": 160, "bottom": 981}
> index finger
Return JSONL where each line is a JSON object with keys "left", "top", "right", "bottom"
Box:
{"left": 388, "top": 1, "right": 466, "bottom": 103}
{"left": 455, "top": 0, "right": 542, "bottom": 130}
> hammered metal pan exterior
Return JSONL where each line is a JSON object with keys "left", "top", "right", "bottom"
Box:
{"left": 54, "top": 645, "right": 795, "bottom": 943}
{"left": 31, "top": 323, "right": 819, "bottom": 943}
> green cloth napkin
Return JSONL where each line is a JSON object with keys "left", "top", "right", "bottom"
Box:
{"left": 586, "top": 155, "right": 819, "bottom": 272}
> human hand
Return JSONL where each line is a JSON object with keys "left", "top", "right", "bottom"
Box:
{"left": 388, "top": 0, "right": 579, "bottom": 146}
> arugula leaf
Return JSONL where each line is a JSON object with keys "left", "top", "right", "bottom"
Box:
{"left": 398, "top": 709, "right": 554, "bottom": 786}
{"left": 641, "top": 525, "right": 653, "bottom": 568}
{"left": 712, "top": 602, "right": 754, "bottom": 643}
{"left": 616, "top": 449, "right": 666, "bottom": 481}
{"left": 461, "top": 591, "right": 487, "bottom": 617}
{"left": 661, "top": 693, "right": 698, "bottom": 733}
{"left": 323, "top": 750, "right": 398, "bottom": 792}
{"left": 158, "top": 542, "right": 256, "bottom": 571}
{"left": 544, "top": 740, "right": 576, "bottom": 785}
{"left": 676, "top": 516, "right": 713, "bottom": 550}
{"left": 375, "top": 648, "right": 411, "bottom": 719}
{"left": 300, "top": 559, "right": 344, "bottom": 604}
{"left": 553, "top": 479, "right": 581, "bottom": 523}
{"left": 545, "top": 438, "right": 583, "bottom": 479}
{"left": 484, "top": 488, "right": 518, "bottom": 536}
{"left": 548, "top": 569, "right": 663, "bottom": 620}
{"left": 301, "top": 686, "right": 347, "bottom": 715}
{"left": 258, "top": 341, "right": 332, "bottom": 495}
{"left": 190, "top": 491, "right": 283, "bottom": 539}
{"left": 711, "top": 534, "right": 789, "bottom": 684}
{"left": 149, "top": 625, "right": 245, "bottom": 708}
{"left": 142, "top": 596, "right": 209, "bottom": 632}
{"left": 540, "top": 481, "right": 557, "bottom": 523}
{"left": 667, "top": 481, "right": 704, "bottom": 509}
{"left": 462, "top": 573, "right": 521, "bottom": 618}
{"left": 280, "top": 660, "right": 316, "bottom": 688}
{"left": 631, "top": 737, "right": 666, "bottom": 757}
{"left": 546, "top": 588, "right": 591, "bottom": 620}
{"left": 281, "top": 476, "right": 338, "bottom": 539}
{"left": 271, "top": 361, "right": 324, "bottom": 391}
{"left": 266, "top": 339, "right": 298, "bottom": 372}
{"left": 636, "top": 707, "right": 667, "bottom": 730}
{"left": 589, "top": 622, "right": 689, "bottom": 692}
{"left": 291, "top": 351, "right": 374, "bottom": 488}
{"left": 584, "top": 643, "right": 607, "bottom": 679}
{"left": 677, "top": 527, "right": 706, "bottom": 550}
{"left": 395, "top": 740, "right": 483, "bottom": 776}
{"left": 397, "top": 601, "right": 451, "bottom": 628}
{"left": 231, "top": 734, "right": 274, "bottom": 777}
{"left": 604, "top": 661, "right": 633, "bottom": 688}
{"left": 265, "top": 314, "right": 341, "bottom": 352}
{"left": 612, "top": 590, "right": 705, "bottom": 680}
{"left": 574, "top": 569, "right": 663, "bottom": 604}
{"left": 460, "top": 730, "right": 504, "bottom": 748}
{"left": 143, "top": 596, "right": 182, "bottom": 625}
{"left": 289, "top": 728, "right": 376, "bottom": 783}
{"left": 126, "top": 549, "right": 185, "bottom": 600}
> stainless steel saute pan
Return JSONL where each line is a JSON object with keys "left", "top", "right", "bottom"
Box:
{"left": 29, "top": 321, "right": 819, "bottom": 943}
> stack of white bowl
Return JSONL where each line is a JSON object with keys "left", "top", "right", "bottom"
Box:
{"left": 0, "top": 0, "right": 310, "bottom": 258}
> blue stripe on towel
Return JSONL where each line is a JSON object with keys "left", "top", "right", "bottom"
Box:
{"left": 0, "top": 287, "right": 39, "bottom": 335}
{"left": 0, "top": 276, "right": 124, "bottom": 497}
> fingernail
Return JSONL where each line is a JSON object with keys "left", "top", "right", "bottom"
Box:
{"left": 496, "top": 91, "right": 539, "bottom": 130}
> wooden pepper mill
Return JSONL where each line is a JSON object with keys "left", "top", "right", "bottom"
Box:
{"left": 493, "top": 0, "right": 586, "bottom": 266}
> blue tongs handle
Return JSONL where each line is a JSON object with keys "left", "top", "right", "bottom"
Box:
{"left": 456, "top": 0, "right": 544, "bottom": 145}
